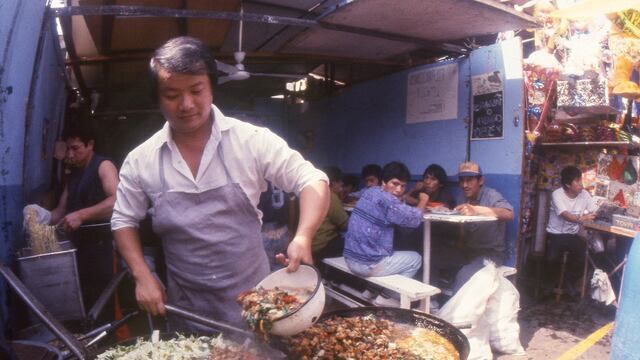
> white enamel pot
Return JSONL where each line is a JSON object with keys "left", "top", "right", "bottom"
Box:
{"left": 256, "top": 264, "right": 325, "bottom": 336}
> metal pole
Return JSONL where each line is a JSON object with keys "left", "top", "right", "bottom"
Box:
{"left": 164, "top": 304, "right": 254, "bottom": 338}
{"left": 0, "top": 262, "right": 89, "bottom": 359}
{"left": 86, "top": 268, "right": 127, "bottom": 324}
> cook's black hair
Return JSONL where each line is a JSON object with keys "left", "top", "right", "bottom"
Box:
{"left": 423, "top": 164, "right": 447, "bottom": 185}
{"left": 560, "top": 166, "right": 582, "bottom": 189}
{"left": 381, "top": 161, "right": 411, "bottom": 183}
{"left": 62, "top": 110, "right": 96, "bottom": 146}
{"left": 361, "top": 164, "right": 382, "bottom": 180}
{"left": 149, "top": 36, "right": 217, "bottom": 98}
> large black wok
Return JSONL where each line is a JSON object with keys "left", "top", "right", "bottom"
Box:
{"left": 94, "top": 306, "right": 469, "bottom": 359}
{"left": 269, "top": 307, "right": 470, "bottom": 360}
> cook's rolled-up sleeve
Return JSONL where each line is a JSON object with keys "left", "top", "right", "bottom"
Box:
{"left": 255, "top": 127, "right": 328, "bottom": 195}
{"left": 111, "top": 155, "right": 149, "bottom": 230}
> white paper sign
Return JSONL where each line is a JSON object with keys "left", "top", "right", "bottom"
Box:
{"left": 406, "top": 63, "right": 458, "bottom": 123}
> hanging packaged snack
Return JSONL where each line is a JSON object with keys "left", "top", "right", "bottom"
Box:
{"left": 609, "top": 9, "right": 640, "bottom": 99}
{"left": 623, "top": 157, "right": 638, "bottom": 185}
{"left": 608, "top": 156, "right": 626, "bottom": 182}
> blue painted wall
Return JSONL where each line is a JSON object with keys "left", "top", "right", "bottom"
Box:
{"left": 468, "top": 40, "right": 524, "bottom": 265}
{"left": 300, "top": 59, "right": 469, "bottom": 177}
{"left": 300, "top": 40, "right": 524, "bottom": 266}
{"left": 0, "top": 0, "right": 67, "bottom": 329}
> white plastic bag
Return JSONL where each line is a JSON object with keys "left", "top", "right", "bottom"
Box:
{"left": 23, "top": 204, "right": 52, "bottom": 225}
{"left": 486, "top": 276, "right": 526, "bottom": 355}
{"left": 590, "top": 268, "right": 616, "bottom": 305}
{"left": 438, "top": 263, "right": 499, "bottom": 360}
{"left": 462, "top": 316, "right": 493, "bottom": 360}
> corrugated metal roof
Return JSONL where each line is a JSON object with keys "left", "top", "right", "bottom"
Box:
{"left": 59, "top": 0, "right": 536, "bottom": 99}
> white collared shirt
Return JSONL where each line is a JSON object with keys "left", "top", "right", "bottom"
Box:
{"left": 111, "top": 105, "right": 328, "bottom": 230}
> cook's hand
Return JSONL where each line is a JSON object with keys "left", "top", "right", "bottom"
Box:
{"left": 135, "top": 273, "right": 166, "bottom": 316}
{"left": 60, "top": 211, "right": 83, "bottom": 232}
{"left": 276, "top": 236, "right": 313, "bottom": 272}
{"left": 455, "top": 203, "right": 477, "bottom": 216}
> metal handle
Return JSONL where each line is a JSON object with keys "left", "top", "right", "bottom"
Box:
{"left": 164, "top": 304, "right": 254, "bottom": 338}
{"left": 0, "top": 262, "right": 89, "bottom": 359}
{"left": 80, "top": 310, "right": 139, "bottom": 341}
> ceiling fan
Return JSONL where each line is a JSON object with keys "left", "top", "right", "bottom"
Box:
{"left": 216, "top": 2, "right": 306, "bottom": 84}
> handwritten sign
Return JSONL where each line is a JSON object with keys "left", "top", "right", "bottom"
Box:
{"left": 471, "top": 91, "right": 503, "bottom": 139}
{"left": 406, "top": 63, "right": 458, "bottom": 123}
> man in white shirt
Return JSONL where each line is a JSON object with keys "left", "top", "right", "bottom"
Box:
{"left": 111, "top": 36, "right": 329, "bottom": 330}
{"left": 546, "top": 166, "right": 599, "bottom": 293}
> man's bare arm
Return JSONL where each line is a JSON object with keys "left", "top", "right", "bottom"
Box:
{"left": 455, "top": 203, "right": 514, "bottom": 220}
{"left": 277, "top": 180, "right": 329, "bottom": 271}
{"left": 114, "top": 227, "right": 167, "bottom": 315}
{"left": 60, "top": 161, "right": 119, "bottom": 230}
{"left": 50, "top": 187, "right": 68, "bottom": 225}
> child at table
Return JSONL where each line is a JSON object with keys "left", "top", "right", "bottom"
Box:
{"left": 345, "top": 163, "right": 382, "bottom": 202}
{"left": 404, "top": 163, "right": 455, "bottom": 209}
{"left": 343, "top": 161, "right": 428, "bottom": 306}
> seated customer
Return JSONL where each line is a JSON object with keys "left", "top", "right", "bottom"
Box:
{"left": 451, "top": 161, "right": 514, "bottom": 293}
{"left": 545, "top": 166, "right": 598, "bottom": 294}
{"left": 341, "top": 174, "right": 360, "bottom": 202}
{"left": 343, "top": 161, "right": 428, "bottom": 305}
{"left": 405, "top": 163, "right": 455, "bottom": 209}
{"left": 258, "top": 182, "right": 290, "bottom": 271}
{"left": 313, "top": 166, "right": 349, "bottom": 262}
{"left": 346, "top": 163, "right": 382, "bottom": 201}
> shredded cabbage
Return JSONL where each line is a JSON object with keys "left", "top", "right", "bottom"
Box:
{"left": 96, "top": 333, "right": 250, "bottom": 360}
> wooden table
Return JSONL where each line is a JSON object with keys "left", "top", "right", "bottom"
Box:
{"left": 583, "top": 221, "right": 638, "bottom": 239}
{"left": 422, "top": 213, "right": 497, "bottom": 284}
{"left": 582, "top": 221, "right": 638, "bottom": 301}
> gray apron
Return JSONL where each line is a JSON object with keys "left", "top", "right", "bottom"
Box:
{"left": 151, "top": 138, "right": 270, "bottom": 332}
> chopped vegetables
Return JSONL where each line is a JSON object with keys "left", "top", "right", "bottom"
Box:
{"left": 96, "top": 334, "right": 262, "bottom": 360}
{"left": 237, "top": 286, "right": 311, "bottom": 334}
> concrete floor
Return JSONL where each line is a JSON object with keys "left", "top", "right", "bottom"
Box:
{"left": 496, "top": 298, "right": 615, "bottom": 360}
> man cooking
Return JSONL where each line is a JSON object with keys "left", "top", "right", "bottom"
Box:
{"left": 111, "top": 36, "right": 329, "bottom": 331}
{"left": 46, "top": 125, "right": 120, "bottom": 317}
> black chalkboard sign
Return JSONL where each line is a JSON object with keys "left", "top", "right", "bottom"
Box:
{"left": 471, "top": 91, "right": 503, "bottom": 139}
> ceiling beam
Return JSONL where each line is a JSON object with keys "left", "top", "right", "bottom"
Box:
{"left": 254, "top": 0, "right": 332, "bottom": 51}
{"left": 65, "top": 51, "right": 405, "bottom": 67}
{"left": 51, "top": 5, "right": 467, "bottom": 54}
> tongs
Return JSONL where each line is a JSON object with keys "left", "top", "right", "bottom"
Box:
{"left": 55, "top": 222, "right": 111, "bottom": 235}
{"left": 81, "top": 310, "right": 139, "bottom": 347}
{"left": 164, "top": 304, "right": 286, "bottom": 359}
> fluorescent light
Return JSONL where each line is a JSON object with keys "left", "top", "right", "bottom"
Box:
{"left": 307, "top": 73, "right": 345, "bottom": 85}
{"left": 271, "top": 94, "right": 285, "bottom": 99}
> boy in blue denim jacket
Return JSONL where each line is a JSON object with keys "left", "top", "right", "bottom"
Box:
{"left": 344, "top": 162, "right": 428, "bottom": 282}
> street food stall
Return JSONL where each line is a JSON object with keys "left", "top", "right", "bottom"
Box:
{"left": 7, "top": 0, "right": 640, "bottom": 358}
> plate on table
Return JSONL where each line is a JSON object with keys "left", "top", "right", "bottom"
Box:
{"left": 428, "top": 208, "right": 459, "bottom": 216}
